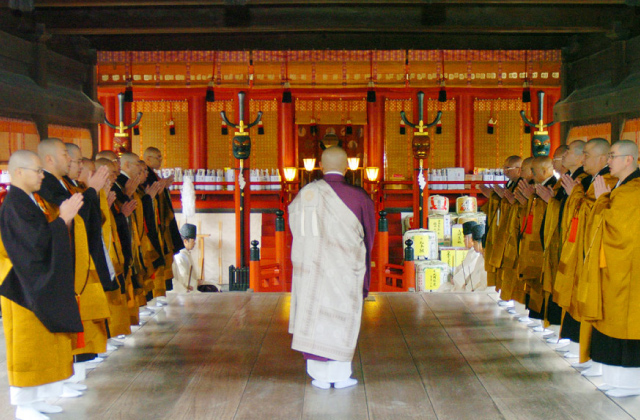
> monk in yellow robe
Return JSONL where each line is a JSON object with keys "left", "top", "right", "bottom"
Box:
{"left": 516, "top": 156, "right": 557, "bottom": 324}
{"left": 0, "top": 150, "right": 83, "bottom": 419}
{"left": 94, "top": 158, "right": 133, "bottom": 338}
{"left": 480, "top": 155, "right": 522, "bottom": 292}
{"left": 554, "top": 138, "right": 617, "bottom": 362}
{"left": 143, "top": 147, "right": 184, "bottom": 305}
{"left": 498, "top": 157, "right": 533, "bottom": 304}
{"left": 37, "top": 139, "right": 114, "bottom": 396}
{"left": 113, "top": 153, "right": 163, "bottom": 318}
{"left": 537, "top": 141, "right": 587, "bottom": 327}
{"left": 580, "top": 140, "right": 640, "bottom": 397}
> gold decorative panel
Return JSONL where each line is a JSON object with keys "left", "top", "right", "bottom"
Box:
{"left": 427, "top": 98, "right": 457, "bottom": 169}
{"left": 206, "top": 101, "right": 235, "bottom": 169}
{"left": 384, "top": 98, "right": 413, "bottom": 181}
{"left": 294, "top": 99, "right": 367, "bottom": 125}
{"left": 0, "top": 117, "right": 40, "bottom": 163}
{"left": 567, "top": 123, "right": 612, "bottom": 143}
{"left": 250, "top": 99, "right": 279, "bottom": 170}
{"left": 49, "top": 124, "right": 92, "bottom": 158}
{"left": 473, "top": 98, "right": 531, "bottom": 169}
{"left": 622, "top": 118, "right": 640, "bottom": 146}
{"left": 132, "top": 101, "right": 189, "bottom": 169}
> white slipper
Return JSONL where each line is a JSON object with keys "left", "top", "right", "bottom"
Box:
{"left": 64, "top": 382, "right": 88, "bottom": 391}
{"left": 334, "top": 378, "right": 358, "bottom": 389}
{"left": 16, "top": 405, "right": 49, "bottom": 420}
{"left": 606, "top": 388, "right": 640, "bottom": 398}
{"left": 60, "top": 385, "right": 83, "bottom": 398}
{"left": 311, "top": 380, "right": 330, "bottom": 390}
{"left": 32, "top": 402, "right": 63, "bottom": 414}
{"left": 563, "top": 352, "right": 579, "bottom": 359}
{"left": 571, "top": 360, "right": 592, "bottom": 369}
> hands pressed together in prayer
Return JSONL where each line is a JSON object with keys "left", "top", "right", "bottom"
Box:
{"left": 593, "top": 175, "right": 611, "bottom": 199}
{"left": 561, "top": 174, "right": 579, "bottom": 196}
{"left": 517, "top": 179, "right": 535, "bottom": 199}
{"left": 120, "top": 200, "right": 137, "bottom": 217}
{"left": 504, "top": 188, "right": 516, "bottom": 205}
{"left": 493, "top": 184, "right": 506, "bottom": 198}
{"left": 478, "top": 184, "right": 493, "bottom": 198}
{"left": 145, "top": 181, "right": 163, "bottom": 199}
{"left": 124, "top": 177, "right": 138, "bottom": 198}
{"left": 106, "top": 191, "right": 116, "bottom": 208}
{"left": 59, "top": 193, "right": 84, "bottom": 226}
{"left": 87, "top": 166, "right": 110, "bottom": 192}
{"left": 535, "top": 184, "right": 554, "bottom": 203}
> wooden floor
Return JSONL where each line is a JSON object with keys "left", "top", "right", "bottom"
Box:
{"left": 1, "top": 292, "right": 639, "bottom": 420}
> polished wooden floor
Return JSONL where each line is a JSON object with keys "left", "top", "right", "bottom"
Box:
{"left": 1, "top": 292, "right": 639, "bottom": 420}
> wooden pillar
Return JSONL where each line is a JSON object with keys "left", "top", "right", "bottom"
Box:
{"left": 234, "top": 91, "right": 251, "bottom": 268}
{"left": 274, "top": 210, "right": 287, "bottom": 292}
{"left": 100, "top": 95, "right": 116, "bottom": 151}
{"left": 279, "top": 100, "right": 295, "bottom": 169}
{"left": 188, "top": 95, "right": 207, "bottom": 169}
{"left": 457, "top": 93, "right": 474, "bottom": 172}
{"left": 249, "top": 240, "right": 260, "bottom": 291}
{"left": 376, "top": 211, "right": 389, "bottom": 293}
{"left": 366, "top": 98, "right": 384, "bottom": 173}
{"left": 546, "top": 91, "right": 561, "bottom": 151}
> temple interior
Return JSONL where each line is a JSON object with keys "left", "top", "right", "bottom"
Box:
{"left": 1, "top": 1, "right": 640, "bottom": 419}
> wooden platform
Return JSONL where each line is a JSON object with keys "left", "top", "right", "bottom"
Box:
{"left": 0, "top": 292, "right": 639, "bottom": 420}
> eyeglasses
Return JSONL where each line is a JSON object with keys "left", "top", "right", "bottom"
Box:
{"left": 20, "top": 167, "right": 44, "bottom": 174}
{"left": 607, "top": 154, "right": 630, "bottom": 160}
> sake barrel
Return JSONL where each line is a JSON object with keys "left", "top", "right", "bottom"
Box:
{"left": 415, "top": 260, "right": 450, "bottom": 292}
{"left": 456, "top": 195, "right": 477, "bottom": 214}
{"left": 457, "top": 215, "right": 479, "bottom": 225}
{"left": 403, "top": 229, "right": 438, "bottom": 260}
{"left": 428, "top": 195, "right": 449, "bottom": 215}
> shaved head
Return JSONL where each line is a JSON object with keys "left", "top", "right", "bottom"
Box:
{"left": 38, "top": 138, "right": 70, "bottom": 178}
{"left": 96, "top": 150, "right": 118, "bottom": 160}
{"left": 65, "top": 142, "right": 81, "bottom": 157}
{"left": 505, "top": 156, "right": 522, "bottom": 167}
{"left": 8, "top": 150, "right": 39, "bottom": 177}
{"left": 586, "top": 138, "right": 610, "bottom": 156}
{"left": 552, "top": 145, "right": 568, "bottom": 173}
{"left": 144, "top": 147, "right": 163, "bottom": 170}
{"left": 563, "top": 140, "right": 586, "bottom": 173}
{"left": 95, "top": 158, "right": 117, "bottom": 190}
{"left": 320, "top": 147, "right": 348, "bottom": 174}
{"left": 120, "top": 152, "right": 141, "bottom": 178}
{"left": 96, "top": 149, "right": 121, "bottom": 174}
{"left": 584, "top": 138, "right": 610, "bottom": 176}
{"left": 521, "top": 157, "right": 534, "bottom": 181}
{"left": 8, "top": 150, "right": 44, "bottom": 194}
{"left": 532, "top": 156, "right": 554, "bottom": 183}
{"left": 613, "top": 139, "right": 639, "bottom": 161}
{"left": 609, "top": 140, "right": 639, "bottom": 180}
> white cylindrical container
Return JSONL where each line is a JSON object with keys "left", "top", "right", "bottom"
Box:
{"left": 428, "top": 195, "right": 449, "bottom": 215}
{"left": 403, "top": 228, "right": 439, "bottom": 261}
{"left": 456, "top": 196, "right": 477, "bottom": 215}
{"left": 225, "top": 168, "right": 235, "bottom": 191}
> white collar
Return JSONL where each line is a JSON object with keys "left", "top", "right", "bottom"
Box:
{"left": 324, "top": 171, "right": 344, "bottom": 176}
{"left": 121, "top": 170, "right": 131, "bottom": 179}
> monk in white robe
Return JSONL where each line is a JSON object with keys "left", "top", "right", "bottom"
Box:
{"left": 289, "top": 147, "right": 375, "bottom": 390}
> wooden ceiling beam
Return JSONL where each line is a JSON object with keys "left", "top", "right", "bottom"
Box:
{"left": 34, "top": 0, "right": 630, "bottom": 7}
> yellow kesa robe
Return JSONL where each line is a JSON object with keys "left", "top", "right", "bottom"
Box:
{"left": 541, "top": 174, "right": 588, "bottom": 313}
{"left": 38, "top": 197, "right": 110, "bottom": 355}
{"left": 579, "top": 177, "right": 640, "bottom": 341}
{"left": 499, "top": 201, "right": 525, "bottom": 303}
{"left": 99, "top": 189, "right": 132, "bottom": 337}
{"left": 482, "top": 192, "right": 502, "bottom": 287}
{"left": 156, "top": 190, "right": 178, "bottom": 285}
{"left": 0, "top": 233, "right": 73, "bottom": 387}
{"left": 554, "top": 174, "right": 618, "bottom": 317}
{"left": 488, "top": 191, "right": 517, "bottom": 292}
{"left": 518, "top": 194, "right": 548, "bottom": 313}
{"left": 133, "top": 187, "right": 165, "bottom": 297}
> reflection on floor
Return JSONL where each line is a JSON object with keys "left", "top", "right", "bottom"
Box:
{"left": 0, "top": 292, "right": 638, "bottom": 420}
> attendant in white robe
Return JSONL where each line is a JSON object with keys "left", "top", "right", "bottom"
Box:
{"left": 453, "top": 224, "right": 487, "bottom": 291}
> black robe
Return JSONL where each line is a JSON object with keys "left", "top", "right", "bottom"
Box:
{"left": 38, "top": 172, "right": 117, "bottom": 291}
{"left": 0, "top": 186, "right": 83, "bottom": 333}
{"left": 144, "top": 166, "right": 184, "bottom": 255}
